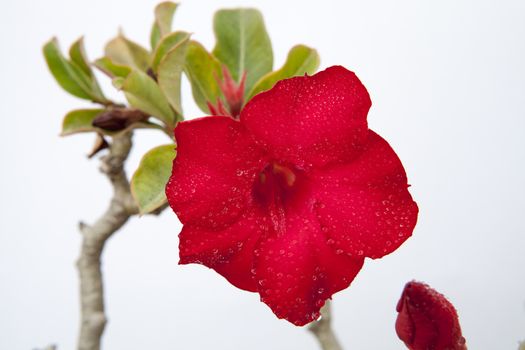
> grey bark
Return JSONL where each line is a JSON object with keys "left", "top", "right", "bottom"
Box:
{"left": 76, "top": 132, "right": 137, "bottom": 350}
{"left": 308, "top": 300, "right": 343, "bottom": 350}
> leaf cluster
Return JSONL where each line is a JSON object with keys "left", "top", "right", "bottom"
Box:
{"left": 43, "top": 2, "right": 320, "bottom": 215}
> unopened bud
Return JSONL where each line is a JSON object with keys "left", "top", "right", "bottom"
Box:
{"left": 92, "top": 108, "right": 148, "bottom": 131}
{"left": 213, "top": 65, "right": 247, "bottom": 118}
{"left": 396, "top": 281, "right": 467, "bottom": 350}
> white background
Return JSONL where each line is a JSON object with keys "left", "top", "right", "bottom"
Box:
{"left": 1, "top": 0, "right": 524, "bottom": 349}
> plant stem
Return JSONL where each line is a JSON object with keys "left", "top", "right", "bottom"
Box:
{"left": 76, "top": 132, "right": 138, "bottom": 350}
{"left": 308, "top": 300, "right": 343, "bottom": 350}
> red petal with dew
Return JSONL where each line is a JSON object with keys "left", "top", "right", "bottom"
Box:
{"left": 179, "top": 207, "right": 269, "bottom": 292}
{"left": 253, "top": 200, "right": 364, "bottom": 326}
{"left": 241, "top": 66, "right": 371, "bottom": 168}
{"left": 166, "top": 116, "right": 265, "bottom": 229}
{"left": 311, "top": 131, "right": 418, "bottom": 259}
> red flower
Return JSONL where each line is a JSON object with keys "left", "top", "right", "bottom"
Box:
{"left": 166, "top": 66, "right": 418, "bottom": 325}
{"left": 396, "top": 281, "right": 467, "bottom": 350}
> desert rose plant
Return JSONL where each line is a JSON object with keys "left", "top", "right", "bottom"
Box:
{"left": 43, "top": 2, "right": 466, "bottom": 350}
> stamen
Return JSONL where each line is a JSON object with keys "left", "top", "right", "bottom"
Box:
{"left": 272, "top": 163, "right": 296, "bottom": 187}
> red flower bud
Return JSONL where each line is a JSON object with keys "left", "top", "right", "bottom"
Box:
{"left": 396, "top": 281, "right": 467, "bottom": 350}
{"left": 209, "top": 65, "right": 246, "bottom": 118}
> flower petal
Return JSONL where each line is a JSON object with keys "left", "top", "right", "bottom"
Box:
{"left": 166, "top": 116, "right": 265, "bottom": 228}
{"left": 312, "top": 131, "right": 418, "bottom": 259}
{"left": 179, "top": 207, "right": 269, "bottom": 292}
{"left": 253, "top": 203, "right": 364, "bottom": 326}
{"left": 240, "top": 65, "right": 371, "bottom": 168}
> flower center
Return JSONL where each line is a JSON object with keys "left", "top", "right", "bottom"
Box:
{"left": 253, "top": 162, "right": 298, "bottom": 208}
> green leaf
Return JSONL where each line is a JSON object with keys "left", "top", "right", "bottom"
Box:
{"left": 68, "top": 37, "right": 107, "bottom": 102}
{"left": 248, "top": 45, "right": 320, "bottom": 99}
{"left": 152, "top": 31, "right": 190, "bottom": 72}
{"left": 150, "top": 25, "right": 161, "bottom": 52}
{"left": 115, "top": 70, "right": 175, "bottom": 126}
{"left": 94, "top": 57, "right": 131, "bottom": 78}
{"left": 155, "top": 2, "right": 178, "bottom": 36}
{"left": 112, "top": 77, "right": 125, "bottom": 89}
{"left": 43, "top": 38, "right": 99, "bottom": 101}
{"left": 105, "top": 34, "right": 151, "bottom": 71}
{"left": 61, "top": 109, "right": 104, "bottom": 135}
{"left": 69, "top": 37, "right": 93, "bottom": 77}
{"left": 184, "top": 41, "right": 222, "bottom": 113}
{"left": 157, "top": 34, "right": 190, "bottom": 117}
{"left": 131, "top": 144, "right": 176, "bottom": 214}
{"left": 150, "top": 2, "right": 179, "bottom": 49}
{"left": 212, "top": 8, "right": 273, "bottom": 94}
